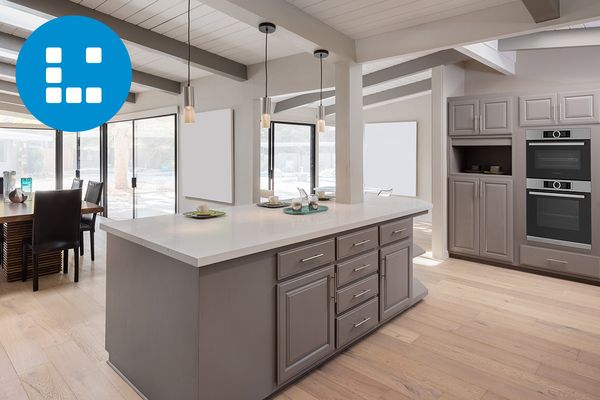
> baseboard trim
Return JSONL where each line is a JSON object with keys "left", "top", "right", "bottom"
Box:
{"left": 107, "top": 360, "right": 149, "bottom": 400}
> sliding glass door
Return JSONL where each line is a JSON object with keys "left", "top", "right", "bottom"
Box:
{"left": 106, "top": 115, "right": 176, "bottom": 219}
{"left": 63, "top": 128, "right": 100, "bottom": 189}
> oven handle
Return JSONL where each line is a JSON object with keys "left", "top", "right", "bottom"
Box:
{"left": 528, "top": 191, "right": 585, "bottom": 199}
{"left": 528, "top": 142, "right": 586, "bottom": 146}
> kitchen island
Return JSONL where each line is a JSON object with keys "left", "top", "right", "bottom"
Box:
{"left": 100, "top": 195, "right": 431, "bottom": 400}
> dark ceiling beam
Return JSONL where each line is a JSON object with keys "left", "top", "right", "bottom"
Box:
{"left": 0, "top": 32, "right": 180, "bottom": 94}
{"left": 5, "top": 0, "right": 247, "bottom": 81}
{"left": 324, "top": 79, "right": 432, "bottom": 116}
{"left": 521, "top": 0, "right": 560, "bottom": 23}
{"left": 275, "top": 49, "right": 467, "bottom": 113}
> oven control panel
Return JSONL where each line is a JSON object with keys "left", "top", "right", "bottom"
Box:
{"left": 543, "top": 181, "right": 571, "bottom": 190}
{"left": 543, "top": 130, "right": 570, "bottom": 138}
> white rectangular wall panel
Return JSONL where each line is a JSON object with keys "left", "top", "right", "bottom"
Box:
{"left": 363, "top": 121, "right": 417, "bottom": 197}
{"left": 181, "top": 108, "right": 234, "bottom": 204}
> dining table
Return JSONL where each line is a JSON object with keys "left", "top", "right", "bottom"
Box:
{"left": 0, "top": 200, "right": 104, "bottom": 282}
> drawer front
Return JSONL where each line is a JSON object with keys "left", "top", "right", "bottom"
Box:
{"left": 520, "top": 245, "right": 600, "bottom": 279}
{"left": 278, "top": 239, "right": 335, "bottom": 280}
{"left": 336, "top": 297, "right": 379, "bottom": 348}
{"left": 336, "top": 227, "right": 378, "bottom": 260}
{"left": 380, "top": 218, "right": 412, "bottom": 246}
{"left": 336, "top": 274, "right": 379, "bottom": 314}
{"left": 337, "top": 251, "right": 379, "bottom": 287}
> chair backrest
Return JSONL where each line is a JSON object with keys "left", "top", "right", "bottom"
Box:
{"left": 71, "top": 178, "right": 83, "bottom": 190}
{"left": 82, "top": 181, "right": 104, "bottom": 225}
{"left": 32, "top": 190, "right": 81, "bottom": 249}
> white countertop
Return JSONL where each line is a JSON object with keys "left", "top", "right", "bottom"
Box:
{"left": 100, "top": 195, "right": 432, "bottom": 268}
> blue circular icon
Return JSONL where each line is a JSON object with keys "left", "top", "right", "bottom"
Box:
{"left": 16, "top": 16, "right": 132, "bottom": 132}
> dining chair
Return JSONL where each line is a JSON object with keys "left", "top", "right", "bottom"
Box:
{"left": 22, "top": 189, "right": 81, "bottom": 292}
{"left": 80, "top": 181, "right": 103, "bottom": 261}
{"left": 71, "top": 178, "right": 83, "bottom": 190}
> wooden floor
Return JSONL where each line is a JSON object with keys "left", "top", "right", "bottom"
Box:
{"left": 1, "top": 221, "right": 600, "bottom": 400}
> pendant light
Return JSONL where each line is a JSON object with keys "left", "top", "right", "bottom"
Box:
{"left": 183, "top": 0, "right": 196, "bottom": 124}
{"left": 314, "top": 49, "right": 329, "bottom": 133}
{"left": 258, "top": 22, "right": 276, "bottom": 129}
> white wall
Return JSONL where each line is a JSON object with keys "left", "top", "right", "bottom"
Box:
{"left": 464, "top": 46, "right": 600, "bottom": 95}
{"left": 363, "top": 94, "right": 432, "bottom": 206}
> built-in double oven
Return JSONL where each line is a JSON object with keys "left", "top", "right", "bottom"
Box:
{"left": 526, "top": 128, "right": 592, "bottom": 249}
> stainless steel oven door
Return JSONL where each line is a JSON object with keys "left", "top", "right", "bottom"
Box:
{"left": 527, "top": 186, "right": 591, "bottom": 249}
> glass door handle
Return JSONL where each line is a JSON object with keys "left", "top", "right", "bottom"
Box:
{"left": 131, "top": 177, "right": 137, "bottom": 188}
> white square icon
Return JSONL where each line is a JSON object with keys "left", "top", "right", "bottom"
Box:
{"left": 86, "top": 47, "right": 102, "bottom": 64}
{"left": 46, "top": 87, "right": 62, "bottom": 104}
{"left": 86, "top": 87, "right": 102, "bottom": 104}
{"left": 46, "top": 47, "right": 62, "bottom": 64}
{"left": 66, "top": 87, "right": 82, "bottom": 104}
{"left": 45, "top": 67, "right": 62, "bottom": 84}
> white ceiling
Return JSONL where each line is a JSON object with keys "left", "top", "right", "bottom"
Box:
{"left": 286, "top": 0, "right": 517, "bottom": 40}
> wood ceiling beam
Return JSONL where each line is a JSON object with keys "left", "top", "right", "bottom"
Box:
{"left": 0, "top": 32, "right": 180, "bottom": 94}
{"left": 324, "top": 79, "right": 432, "bottom": 116}
{"left": 498, "top": 27, "right": 600, "bottom": 51}
{"left": 200, "top": 0, "right": 356, "bottom": 62}
{"left": 356, "top": 0, "right": 600, "bottom": 63}
{"left": 0, "top": 101, "right": 28, "bottom": 115}
{"left": 275, "top": 49, "right": 465, "bottom": 113}
{"left": 5, "top": 0, "right": 247, "bottom": 81}
{"left": 521, "top": 0, "right": 560, "bottom": 23}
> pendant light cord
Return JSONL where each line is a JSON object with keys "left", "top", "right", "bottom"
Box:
{"left": 319, "top": 56, "right": 323, "bottom": 106}
{"left": 264, "top": 29, "right": 268, "bottom": 98}
{"left": 187, "top": 0, "right": 191, "bottom": 87}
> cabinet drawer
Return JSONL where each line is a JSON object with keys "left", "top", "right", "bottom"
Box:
{"left": 336, "top": 297, "right": 378, "bottom": 348}
{"left": 336, "top": 274, "right": 378, "bottom": 314}
{"left": 278, "top": 239, "right": 335, "bottom": 280}
{"left": 520, "top": 245, "right": 600, "bottom": 279}
{"left": 336, "top": 251, "right": 379, "bottom": 287}
{"left": 380, "top": 218, "right": 412, "bottom": 246}
{"left": 336, "top": 227, "right": 378, "bottom": 260}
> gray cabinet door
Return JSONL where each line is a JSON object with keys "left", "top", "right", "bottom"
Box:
{"left": 277, "top": 266, "right": 335, "bottom": 384}
{"left": 558, "top": 90, "right": 600, "bottom": 125}
{"left": 380, "top": 239, "right": 412, "bottom": 322}
{"left": 449, "top": 176, "right": 480, "bottom": 256}
{"left": 481, "top": 97, "right": 513, "bottom": 135}
{"left": 449, "top": 99, "right": 479, "bottom": 136}
{"left": 479, "top": 177, "right": 514, "bottom": 263}
{"left": 519, "top": 93, "right": 557, "bottom": 126}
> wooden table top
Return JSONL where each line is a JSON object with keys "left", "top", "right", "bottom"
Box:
{"left": 0, "top": 201, "right": 103, "bottom": 223}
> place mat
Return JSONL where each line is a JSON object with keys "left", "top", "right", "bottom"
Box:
{"left": 283, "top": 205, "right": 328, "bottom": 215}
{"left": 183, "top": 210, "right": 226, "bottom": 219}
{"left": 256, "top": 202, "right": 291, "bottom": 209}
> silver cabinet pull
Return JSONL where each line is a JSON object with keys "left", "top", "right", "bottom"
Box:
{"left": 353, "top": 264, "right": 371, "bottom": 272}
{"left": 301, "top": 253, "right": 324, "bottom": 263}
{"left": 353, "top": 317, "right": 371, "bottom": 328}
{"left": 392, "top": 228, "right": 406, "bottom": 235}
{"left": 547, "top": 258, "right": 568, "bottom": 266}
{"left": 353, "top": 239, "right": 371, "bottom": 247}
{"left": 353, "top": 289, "right": 371, "bottom": 299}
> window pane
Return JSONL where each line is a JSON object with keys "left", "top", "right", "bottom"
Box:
{"left": 273, "top": 123, "right": 313, "bottom": 199}
{"left": 0, "top": 128, "right": 55, "bottom": 191}
{"left": 260, "top": 127, "right": 269, "bottom": 192}
{"left": 134, "top": 116, "right": 176, "bottom": 218}
{"left": 63, "top": 131, "right": 77, "bottom": 189}
{"left": 79, "top": 128, "right": 100, "bottom": 184}
{"left": 107, "top": 121, "right": 134, "bottom": 220}
{"left": 318, "top": 126, "right": 335, "bottom": 189}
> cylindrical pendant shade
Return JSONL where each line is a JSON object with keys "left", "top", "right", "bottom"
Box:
{"left": 183, "top": 106, "right": 196, "bottom": 123}
{"left": 260, "top": 96, "right": 272, "bottom": 129}
{"left": 183, "top": 85, "right": 196, "bottom": 124}
{"left": 317, "top": 105, "right": 326, "bottom": 133}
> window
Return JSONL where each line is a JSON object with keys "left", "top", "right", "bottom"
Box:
{"left": 63, "top": 128, "right": 100, "bottom": 189}
{"left": 317, "top": 126, "right": 335, "bottom": 189}
{"left": 0, "top": 128, "right": 56, "bottom": 191}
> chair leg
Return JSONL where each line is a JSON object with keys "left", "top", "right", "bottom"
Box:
{"left": 32, "top": 254, "right": 39, "bottom": 292}
{"left": 74, "top": 248, "right": 79, "bottom": 283}
{"left": 63, "top": 249, "right": 68, "bottom": 274}
{"left": 21, "top": 243, "right": 27, "bottom": 282}
{"left": 90, "top": 231, "right": 95, "bottom": 262}
{"left": 80, "top": 232, "right": 84, "bottom": 256}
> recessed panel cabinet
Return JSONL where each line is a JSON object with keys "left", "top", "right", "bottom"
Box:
{"left": 519, "top": 90, "right": 600, "bottom": 126}
{"left": 277, "top": 266, "right": 335, "bottom": 384}
{"left": 380, "top": 239, "right": 412, "bottom": 322}
{"left": 449, "top": 176, "right": 514, "bottom": 264}
{"left": 449, "top": 96, "right": 513, "bottom": 136}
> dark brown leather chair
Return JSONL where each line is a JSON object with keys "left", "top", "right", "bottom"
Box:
{"left": 71, "top": 178, "right": 83, "bottom": 190}
{"left": 80, "top": 181, "right": 103, "bottom": 261}
{"left": 22, "top": 189, "right": 82, "bottom": 292}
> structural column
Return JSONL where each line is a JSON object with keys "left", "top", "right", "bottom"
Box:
{"left": 335, "top": 62, "right": 364, "bottom": 204}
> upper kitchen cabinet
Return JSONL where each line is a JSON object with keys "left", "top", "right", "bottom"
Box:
{"left": 449, "top": 99, "right": 479, "bottom": 136}
{"left": 519, "top": 90, "right": 600, "bottom": 126}
{"left": 449, "top": 96, "right": 513, "bottom": 136}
